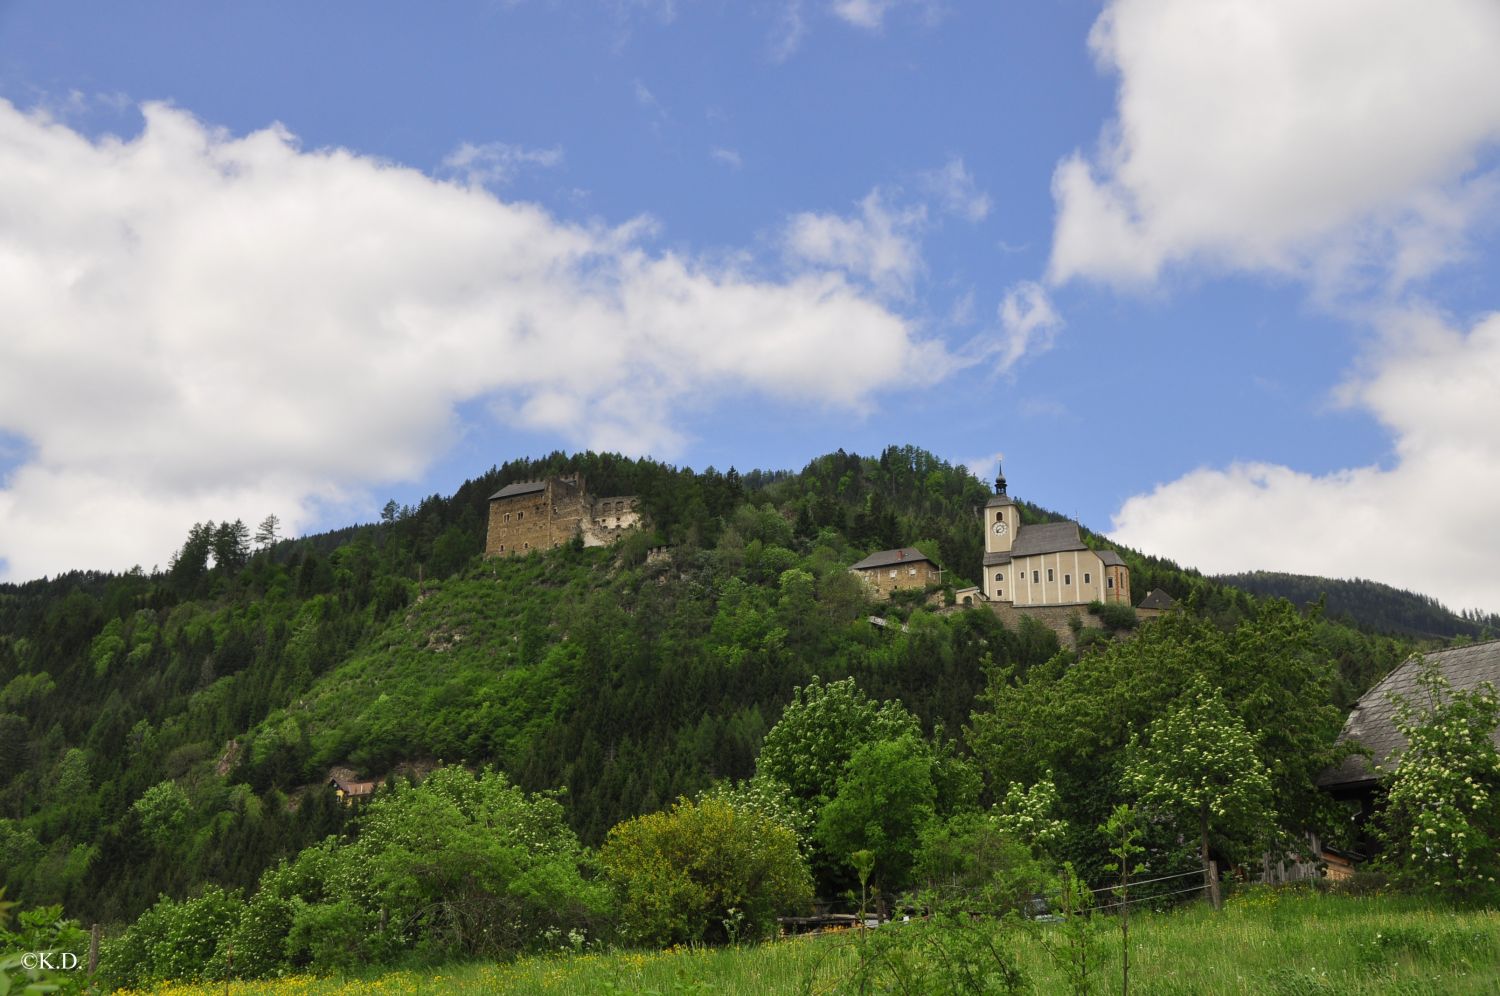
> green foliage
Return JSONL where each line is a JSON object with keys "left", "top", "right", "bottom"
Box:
{"left": 1087, "top": 601, "right": 1138, "bottom": 632}
{"left": 1123, "top": 677, "right": 1276, "bottom": 872}
{"left": 816, "top": 733, "right": 939, "bottom": 895}
{"left": 98, "top": 885, "right": 245, "bottom": 990}
{"left": 131, "top": 780, "right": 192, "bottom": 849}
{"left": 600, "top": 795, "right": 812, "bottom": 947}
{"left": 1375, "top": 660, "right": 1500, "bottom": 904}
{"left": 757, "top": 676, "right": 921, "bottom": 810}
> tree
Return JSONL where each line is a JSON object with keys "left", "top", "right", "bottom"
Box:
{"left": 132, "top": 780, "right": 192, "bottom": 849}
{"left": 601, "top": 795, "right": 812, "bottom": 946}
{"left": 1376, "top": 660, "right": 1500, "bottom": 904}
{"left": 212, "top": 519, "right": 251, "bottom": 573}
{"left": 757, "top": 676, "right": 921, "bottom": 809}
{"left": 816, "top": 733, "right": 938, "bottom": 896}
{"left": 253, "top": 514, "right": 281, "bottom": 550}
{"left": 1122, "top": 677, "right": 1274, "bottom": 895}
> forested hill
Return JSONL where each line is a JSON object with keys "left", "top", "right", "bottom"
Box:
{"left": 1215, "top": 570, "right": 1500, "bottom": 642}
{"left": 0, "top": 446, "right": 1417, "bottom": 932}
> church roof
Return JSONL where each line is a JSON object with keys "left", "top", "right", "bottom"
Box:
{"left": 1097, "top": 549, "right": 1125, "bottom": 567}
{"left": 982, "top": 551, "right": 1013, "bottom": 566}
{"left": 850, "top": 547, "right": 937, "bottom": 571}
{"left": 985, "top": 494, "right": 1016, "bottom": 508}
{"left": 1319, "top": 640, "right": 1500, "bottom": 790}
{"left": 1011, "top": 521, "right": 1088, "bottom": 556}
{"left": 490, "top": 480, "right": 546, "bottom": 500}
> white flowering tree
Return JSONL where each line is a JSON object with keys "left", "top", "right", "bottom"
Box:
{"left": 1123, "top": 677, "right": 1275, "bottom": 894}
{"left": 1377, "top": 660, "right": 1500, "bottom": 903}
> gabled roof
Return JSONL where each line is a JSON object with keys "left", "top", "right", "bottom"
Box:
{"left": 850, "top": 547, "right": 936, "bottom": 571}
{"left": 1011, "top": 521, "right": 1088, "bottom": 557}
{"left": 1320, "top": 640, "right": 1500, "bottom": 790}
{"left": 490, "top": 480, "right": 546, "bottom": 500}
{"left": 1097, "top": 549, "right": 1125, "bottom": 567}
{"left": 1138, "top": 588, "right": 1177, "bottom": 610}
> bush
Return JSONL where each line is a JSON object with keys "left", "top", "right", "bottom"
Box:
{"left": 98, "top": 886, "right": 245, "bottom": 990}
{"left": 601, "top": 796, "right": 812, "bottom": 946}
{"left": 1088, "top": 601, "right": 1138, "bottom": 631}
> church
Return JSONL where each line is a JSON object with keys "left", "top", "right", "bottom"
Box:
{"left": 979, "top": 464, "right": 1130, "bottom": 607}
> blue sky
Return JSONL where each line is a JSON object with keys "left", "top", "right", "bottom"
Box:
{"left": 2, "top": 1, "right": 1499, "bottom": 613}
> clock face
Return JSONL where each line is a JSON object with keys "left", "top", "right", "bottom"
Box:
{"left": 993, "top": 520, "right": 1008, "bottom": 535}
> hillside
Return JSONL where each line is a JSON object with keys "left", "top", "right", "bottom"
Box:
{"left": 1216, "top": 570, "right": 1500, "bottom": 642}
{"left": 0, "top": 446, "right": 1424, "bottom": 936}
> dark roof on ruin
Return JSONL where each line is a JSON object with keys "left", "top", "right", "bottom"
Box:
{"left": 1011, "top": 521, "right": 1088, "bottom": 557}
{"left": 850, "top": 547, "right": 936, "bottom": 571}
{"left": 490, "top": 480, "right": 547, "bottom": 500}
{"left": 1138, "top": 588, "right": 1177, "bottom": 610}
{"left": 1319, "top": 640, "right": 1500, "bottom": 790}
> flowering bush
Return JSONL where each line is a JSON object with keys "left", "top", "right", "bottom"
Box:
{"left": 1376, "top": 660, "right": 1500, "bottom": 905}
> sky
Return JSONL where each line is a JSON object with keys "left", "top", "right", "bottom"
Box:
{"left": 2, "top": 1, "right": 1499, "bottom": 614}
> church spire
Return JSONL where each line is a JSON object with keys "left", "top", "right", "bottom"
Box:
{"left": 995, "top": 460, "right": 1007, "bottom": 497}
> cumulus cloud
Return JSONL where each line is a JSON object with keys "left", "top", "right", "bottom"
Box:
{"left": 989, "top": 282, "right": 1062, "bottom": 373}
{"left": 1114, "top": 309, "right": 1500, "bottom": 612}
{"left": 0, "top": 100, "right": 949, "bottom": 581}
{"left": 920, "top": 156, "right": 991, "bottom": 223}
{"left": 441, "top": 141, "right": 563, "bottom": 187}
{"left": 783, "top": 189, "right": 926, "bottom": 297}
{"left": 1049, "top": 0, "right": 1500, "bottom": 290}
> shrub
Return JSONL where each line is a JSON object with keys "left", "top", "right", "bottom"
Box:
{"left": 601, "top": 796, "right": 812, "bottom": 946}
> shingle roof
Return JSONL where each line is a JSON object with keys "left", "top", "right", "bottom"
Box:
{"left": 1319, "top": 640, "right": 1500, "bottom": 789}
{"left": 1096, "top": 549, "right": 1125, "bottom": 567}
{"left": 850, "top": 547, "right": 936, "bottom": 571}
{"left": 1138, "top": 588, "right": 1177, "bottom": 610}
{"left": 1011, "top": 521, "right": 1088, "bottom": 557}
{"left": 490, "top": 480, "right": 546, "bottom": 500}
{"left": 982, "top": 552, "right": 1013, "bottom": 566}
{"left": 985, "top": 494, "right": 1017, "bottom": 508}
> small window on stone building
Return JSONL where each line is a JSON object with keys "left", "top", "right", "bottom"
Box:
{"left": 504, "top": 513, "right": 511, "bottom": 523}
{"left": 1047, "top": 568, "right": 1054, "bottom": 582}
{"left": 995, "top": 572, "right": 1003, "bottom": 582}
{"left": 524, "top": 542, "right": 530, "bottom": 549}
{"left": 499, "top": 545, "right": 505, "bottom": 552}
{"left": 1084, "top": 572, "right": 1091, "bottom": 584}
{"left": 889, "top": 570, "right": 898, "bottom": 578}
{"left": 909, "top": 567, "right": 917, "bottom": 576}
{"left": 996, "top": 511, "right": 1003, "bottom": 522}
{"left": 517, "top": 511, "right": 524, "bottom": 521}
{"left": 1107, "top": 577, "right": 1114, "bottom": 589}
{"left": 1032, "top": 570, "right": 1039, "bottom": 583}
{"left": 1064, "top": 574, "right": 1071, "bottom": 585}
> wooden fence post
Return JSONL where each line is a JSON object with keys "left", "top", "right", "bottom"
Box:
{"left": 87, "top": 922, "right": 100, "bottom": 975}
{"left": 1208, "top": 860, "right": 1222, "bottom": 911}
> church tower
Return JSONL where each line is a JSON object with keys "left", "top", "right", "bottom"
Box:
{"left": 981, "top": 461, "right": 1016, "bottom": 602}
{"left": 984, "top": 462, "right": 1016, "bottom": 556}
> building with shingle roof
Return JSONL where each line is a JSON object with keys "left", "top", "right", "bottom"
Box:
{"left": 1320, "top": 639, "right": 1500, "bottom": 796}
{"left": 485, "top": 474, "right": 643, "bottom": 557}
{"left": 849, "top": 547, "right": 942, "bottom": 597}
{"left": 978, "top": 463, "right": 1131, "bottom": 608}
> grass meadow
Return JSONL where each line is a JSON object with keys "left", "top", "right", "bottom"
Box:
{"left": 117, "top": 888, "right": 1500, "bottom": 995}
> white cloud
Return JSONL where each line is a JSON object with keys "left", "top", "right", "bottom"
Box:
{"left": 920, "top": 156, "right": 991, "bottom": 222}
{"left": 1114, "top": 309, "right": 1500, "bottom": 613}
{"left": 0, "top": 100, "right": 950, "bottom": 581}
{"left": 989, "top": 281, "right": 1062, "bottom": 373}
{"left": 710, "top": 146, "right": 743, "bottom": 169}
{"left": 1049, "top": 0, "right": 1500, "bottom": 291}
{"left": 783, "top": 189, "right": 925, "bottom": 297}
{"left": 441, "top": 141, "right": 562, "bottom": 187}
{"left": 830, "top": 0, "right": 934, "bottom": 31}
{"left": 961, "top": 451, "right": 1004, "bottom": 485}
{"left": 769, "top": 0, "right": 807, "bottom": 61}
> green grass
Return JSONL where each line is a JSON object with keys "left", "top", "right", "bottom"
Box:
{"left": 122, "top": 889, "right": 1500, "bottom": 995}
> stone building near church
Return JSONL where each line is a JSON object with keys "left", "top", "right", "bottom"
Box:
{"left": 849, "top": 546, "right": 943, "bottom": 596}
{"left": 979, "top": 463, "right": 1131, "bottom": 607}
{"left": 484, "top": 475, "right": 642, "bottom": 557}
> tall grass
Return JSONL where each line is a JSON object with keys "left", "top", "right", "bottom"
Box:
{"left": 117, "top": 889, "right": 1500, "bottom": 995}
